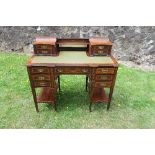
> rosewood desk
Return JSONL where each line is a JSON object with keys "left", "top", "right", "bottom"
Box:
{"left": 27, "top": 37, "right": 118, "bottom": 112}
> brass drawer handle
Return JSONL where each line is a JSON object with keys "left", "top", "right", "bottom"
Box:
{"left": 38, "top": 76, "right": 45, "bottom": 80}
{"left": 101, "top": 69, "right": 109, "bottom": 72}
{"left": 98, "top": 46, "right": 104, "bottom": 50}
{"left": 96, "top": 68, "right": 114, "bottom": 74}
{"left": 38, "top": 69, "right": 44, "bottom": 72}
{"left": 102, "top": 83, "right": 110, "bottom": 87}
{"left": 96, "top": 82, "right": 111, "bottom": 87}
{"left": 39, "top": 83, "right": 47, "bottom": 86}
{"left": 32, "top": 68, "right": 49, "bottom": 73}
{"left": 100, "top": 83, "right": 105, "bottom": 87}
{"left": 100, "top": 76, "right": 108, "bottom": 80}
{"left": 96, "top": 75, "right": 113, "bottom": 81}
{"left": 41, "top": 51, "right": 48, "bottom": 54}
{"left": 57, "top": 69, "right": 63, "bottom": 73}
{"left": 82, "top": 69, "right": 88, "bottom": 73}
{"left": 39, "top": 82, "right": 50, "bottom": 86}
{"left": 34, "top": 82, "right": 48, "bottom": 86}
{"left": 42, "top": 45, "right": 48, "bottom": 49}
{"left": 98, "top": 50, "right": 103, "bottom": 54}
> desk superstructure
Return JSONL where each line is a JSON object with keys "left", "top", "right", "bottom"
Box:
{"left": 27, "top": 37, "right": 118, "bottom": 112}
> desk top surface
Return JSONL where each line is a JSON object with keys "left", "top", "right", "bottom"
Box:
{"left": 28, "top": 51, "right": 118, "bottom": 67}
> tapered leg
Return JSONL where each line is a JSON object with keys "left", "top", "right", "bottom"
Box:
{"left": 53, "top": 88, "right": 57, "bottom": 111}
{"left": 31, "top": 87, "right": 39, "bottom": 112}
{"left": 58, "top": 76, "right": 61, "bottom": 91}
{"left": 86, "top": 76, "right": 88, "bottom": 92}
{"left": 107, "top": 71, "right": 117, "bottom": 110}
{"left": 107, "top": 102, "right": 111, "bottom": 110}
{"left": 107, "top": 87, "right": 114, "bottom": 110}
{"left": 54, "top": 103, "right": 57, "bottom": 111}
{"left": 34, "top": 101, "right": 39, "bottom": 112}
{"left": 89, "top": 102, "right": 92, "bottom": 112}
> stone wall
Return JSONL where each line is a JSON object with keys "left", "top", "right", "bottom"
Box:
{"left": 0, "top": 26, "right": 155, "bottom": 65}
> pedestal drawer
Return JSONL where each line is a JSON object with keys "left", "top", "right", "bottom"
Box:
{"left": 95, "top": 81, "right": 112, "bottom": 88}
{"left": 96, "top": 68, "right": 115, "bottom": 74}
{"left": 95, "top": 75, "right": 114, "bottom": 81}
{"left": 30, "top": 67, "right": 50, "bottom": 74}
{"left": 32, "top": 74, "right": 51, "bottom": 81}
{"left": 33, "top": 81, "right": 51, "bottom": 87}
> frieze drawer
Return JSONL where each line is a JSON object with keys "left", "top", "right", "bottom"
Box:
{"left": 30, "top": 67, "right": 50, "bottom": 74}
{"left": 96, "top": 68, "right": 115, "bottom": 74}
{"left": 95, "top": 75, "right": 114, "bottom": 81}
{"left": 56, "top": 67, "right": 89, "bottom": 74}
{"left": 32, "top": 74, "right": 51, "bottom": 81}
{"left": 33, "top": 81, "right": 51, "bottom": 87}
{"left": 95, "top": 81, "right": 112, "bottom": 88}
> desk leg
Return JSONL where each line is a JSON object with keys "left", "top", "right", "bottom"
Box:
{"left": 58, "top": 76, "right": 61, "bottom": 91}
{"left": 89, "top": 86, "right": 93, "bottom": 112}
{"left": 27, "top": 67, "right": 39, "bottom": 112}
{"left": 107, "top": 70, "right": 117, "bottom": 110}
{"left": 89, "top": 102, "right": 92, "bottom": 112}
{"left": 54, "top": 103, "right": 57, "bottom": 111}
{"left": 31, "top": 87, "right": 39, "bottom": 112}
{"left": 107, "top": 87, "right": 114, "bottom": 110}
{"left": 86, "top": 76, "right": 88, "bottom": 92}
{"left": 53, "top": 86, "right": 57, "bottom": 111}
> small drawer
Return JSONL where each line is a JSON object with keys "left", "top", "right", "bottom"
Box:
{"left": 92, "top": 45, "right": 111, "bottom": 55}
{"left": 96, "top": 68, "right": 115, "bottom": 74}
{"left": 30, "top": 67, "right": 50, "bottom": 74}
{"left": 95, "top": 81, "right": 112, "bottom": 88}
{"left": 56, "top": 67, "right": 89, "bottom": 74}
{"left": 33, "top": 81, "right": 51, "bottom": 87}
{"left": 94, "top": 50, "right": 108, "bottom": 55}
{"left": 95, "top": 75, "right": 114, "bottom": 81}
{"left": 32, "top": 74, "right": 51, "bottom": 81}
{"left": 34, "top": 45, "right": 53, "bottom": 50}
{"left": 34, "top": 49, "right": 52, "bottom": 55}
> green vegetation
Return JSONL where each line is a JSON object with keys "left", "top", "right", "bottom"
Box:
{"left": 0, "top": 52, "right": 155, "bottom": 128}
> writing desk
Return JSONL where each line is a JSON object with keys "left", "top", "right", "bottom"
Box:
{"left": 27, "top": 37, "right": 118, "bottom": 112}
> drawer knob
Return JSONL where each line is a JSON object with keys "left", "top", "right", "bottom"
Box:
{"left": 42, "top": 45, "right": 48, "bottom": 49}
